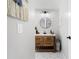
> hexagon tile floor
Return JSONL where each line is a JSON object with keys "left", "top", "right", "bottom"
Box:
{"left": 35, "top": 52, "right": 67, "bottom": 59}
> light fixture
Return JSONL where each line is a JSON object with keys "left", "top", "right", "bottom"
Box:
{"left": 41, "top": 11, "right": 50, "bottom": 17}
{"left": 43, "top": 11, "right": 48, "bottom": 14}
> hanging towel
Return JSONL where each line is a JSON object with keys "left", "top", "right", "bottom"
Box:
{"left": 13, "top": 0, "right": 22, "bottom": 6}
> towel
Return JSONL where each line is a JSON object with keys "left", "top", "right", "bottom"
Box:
{"left": 13, "top": 0, "right": 22, "bottom": 6}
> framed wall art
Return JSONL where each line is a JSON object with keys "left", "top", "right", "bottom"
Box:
{"left": 7, "top": 0, "right": 28, "bottom": 21}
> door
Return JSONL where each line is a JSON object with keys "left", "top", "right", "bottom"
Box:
{"left": 59, "top": 0, "right": 71, "bottom": 59}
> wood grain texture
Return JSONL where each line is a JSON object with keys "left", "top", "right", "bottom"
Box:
{"left": 35, "top": 35, "right": 56, "bottom": 52}
{"left": 7, "top": 0, "right": 28, "bottom": 21}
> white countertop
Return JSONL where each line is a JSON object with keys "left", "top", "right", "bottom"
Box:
{"left": 35, "top": 34, "right": 56, "bottom": 36}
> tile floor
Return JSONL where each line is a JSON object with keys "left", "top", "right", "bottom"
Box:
{"left": 35, "top": 52, "right": 66, "bottom": 59}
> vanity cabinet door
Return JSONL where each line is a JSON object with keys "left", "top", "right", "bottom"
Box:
{"left": 43, "top": 36, "right": 54, "bottom": 46}
{"left": 35, "top": 36, "right": 43, "bottom": 46}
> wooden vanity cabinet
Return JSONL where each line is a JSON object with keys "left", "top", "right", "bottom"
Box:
{"left": 35, "top": 35, "right": 56, "bottom": 52}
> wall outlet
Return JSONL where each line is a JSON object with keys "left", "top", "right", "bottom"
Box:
{"left": 18, "top": 23, "right": 23, "bottom": 33}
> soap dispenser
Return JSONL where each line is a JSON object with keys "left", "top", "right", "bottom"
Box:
{"left": 50, "top": 29, "right": 54, "bottom": 34}
{"left": 35, "top": 27, "right": 40, "bottom": 34}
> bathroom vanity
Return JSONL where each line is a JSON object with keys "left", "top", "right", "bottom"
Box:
{"left": 35, "top": 34, "right": 56, "bottom": 52}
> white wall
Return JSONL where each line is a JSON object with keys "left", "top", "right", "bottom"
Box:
{"left": 7, "top": 0, "right": 70, "bottom": 59}
{"left": 7, "top": 17, "right": 35, "bottom": 59}
{"left": 59, "top": 0, "right": 71, "bottom": 59}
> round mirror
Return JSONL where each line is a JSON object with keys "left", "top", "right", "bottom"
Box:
{"left": 40, "top": 17, "right": 51, "bottom": 29}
